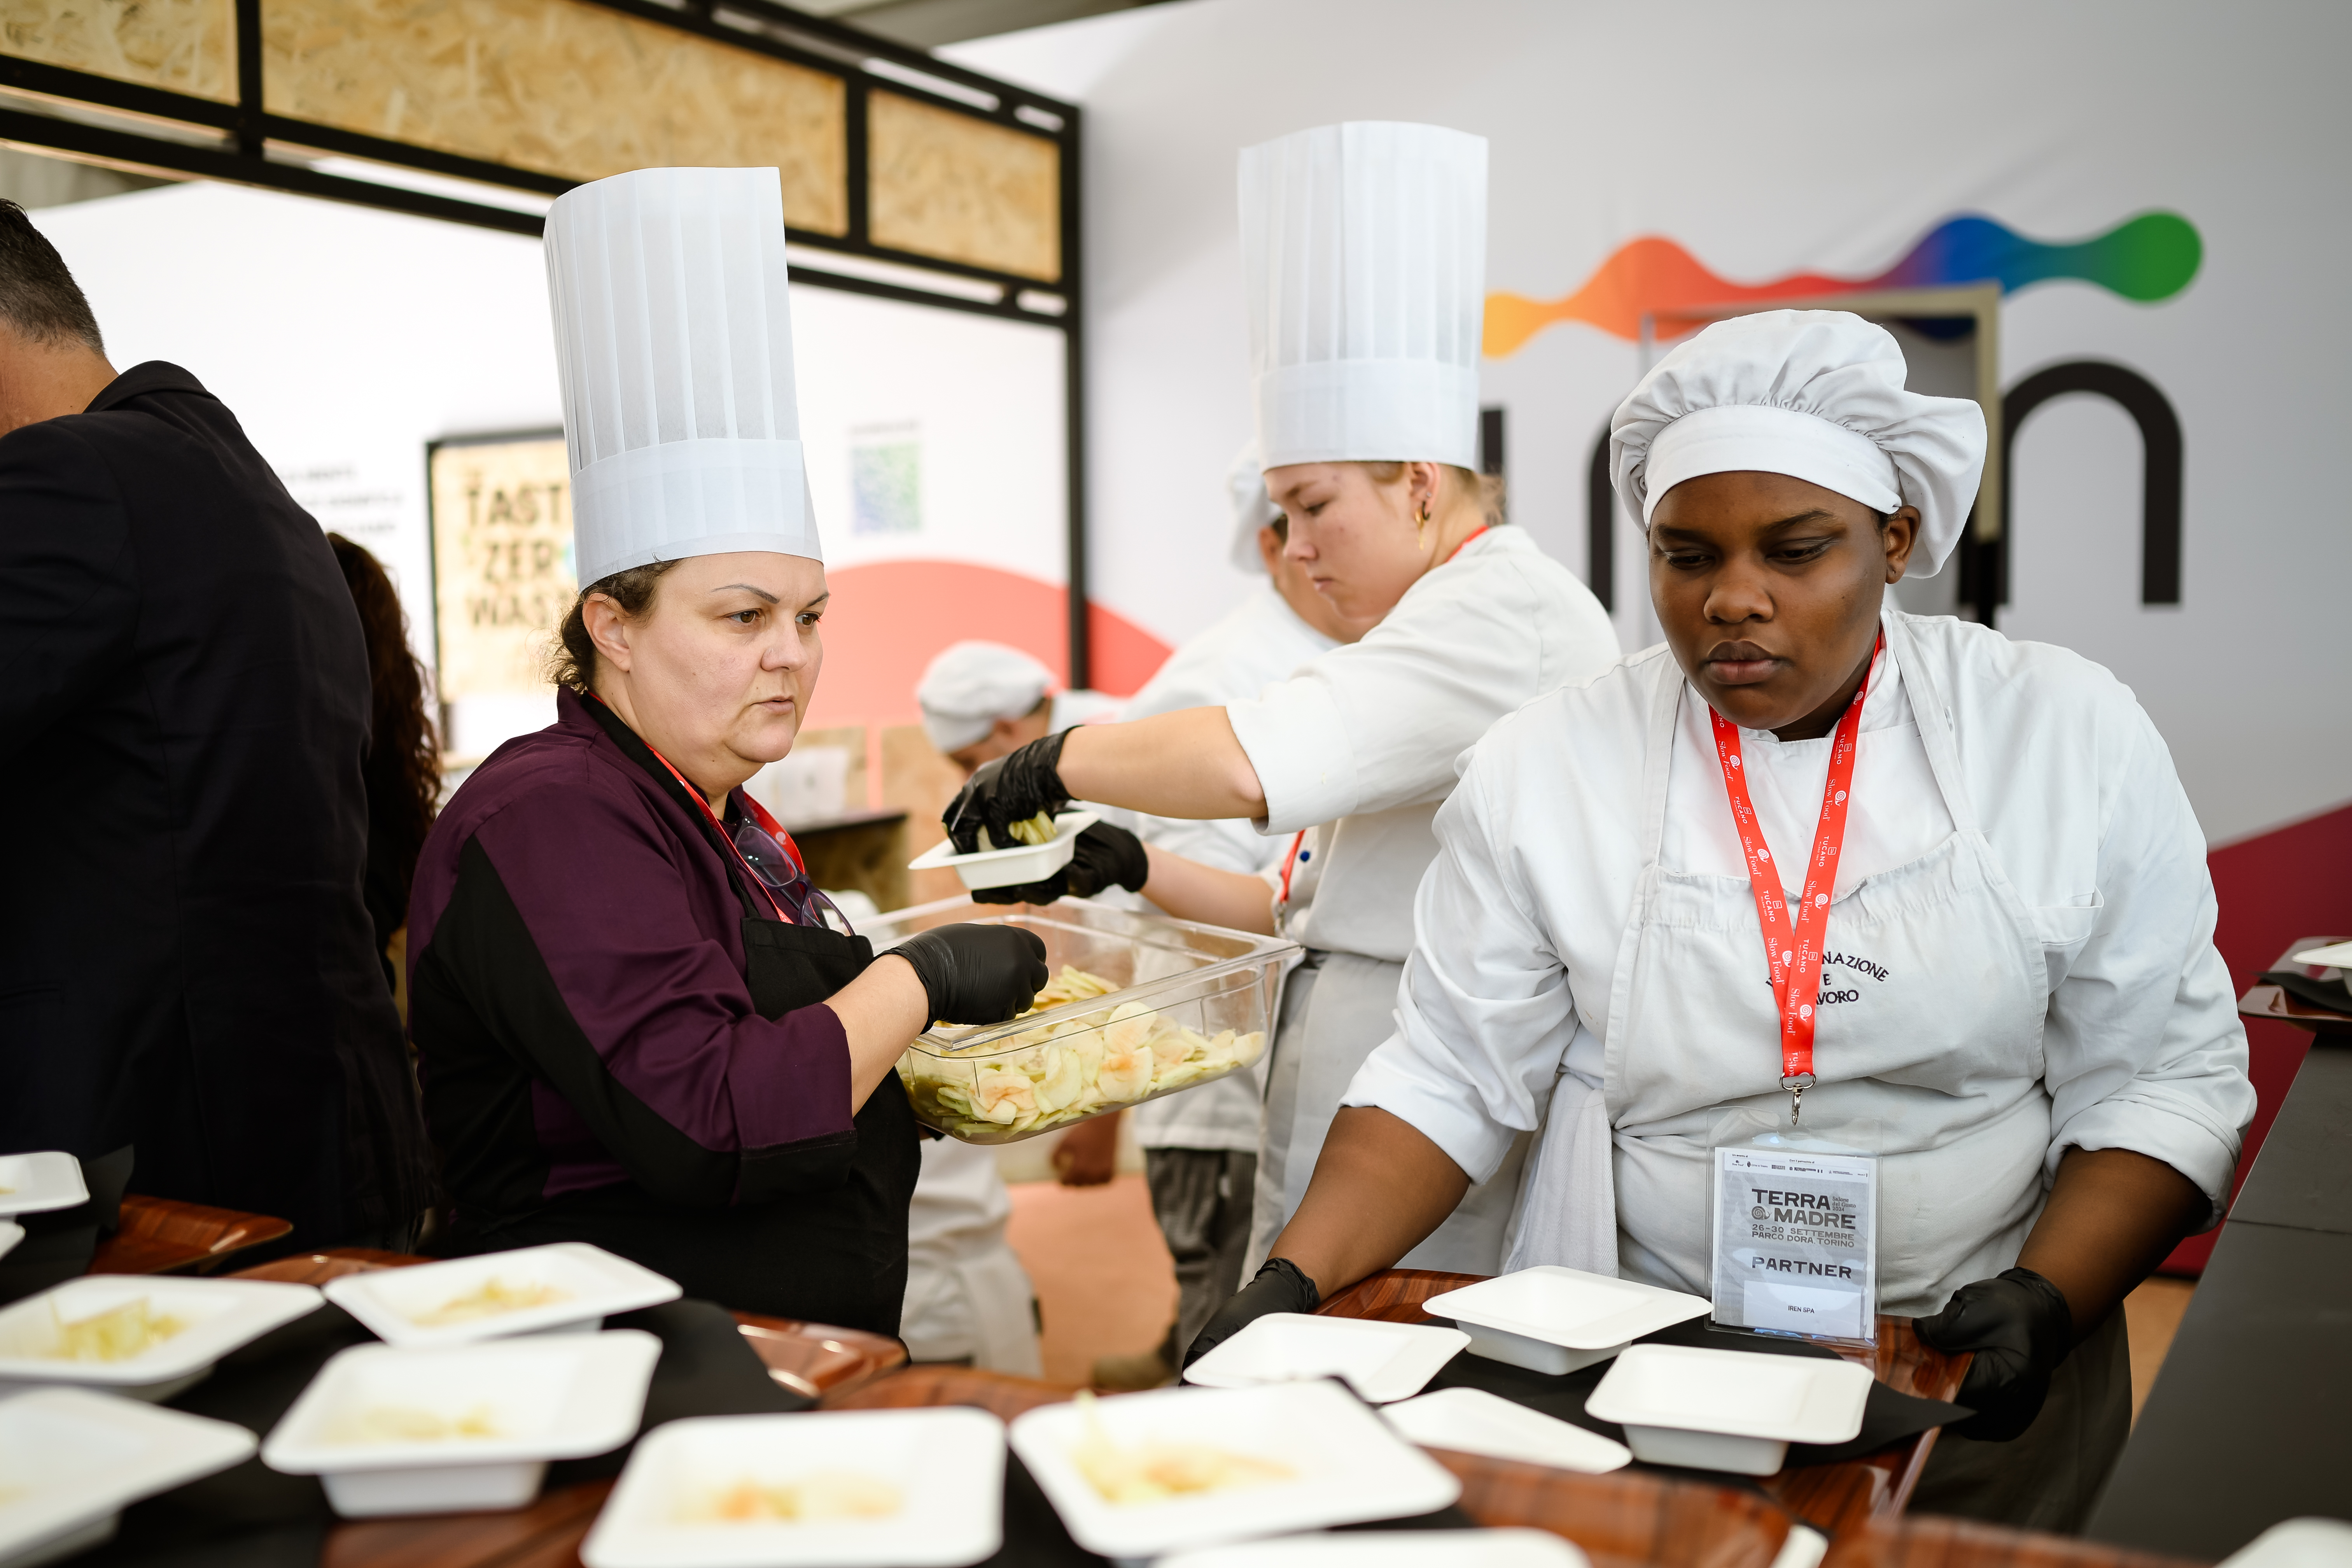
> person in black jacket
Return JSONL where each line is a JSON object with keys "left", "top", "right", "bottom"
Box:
{"left": 0, "top": 200, "right": 430, "bottom": 1288}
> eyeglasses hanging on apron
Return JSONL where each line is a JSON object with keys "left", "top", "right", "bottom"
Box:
{"left": 1706, "top": 635, "right": 1883, "bottom": 1349}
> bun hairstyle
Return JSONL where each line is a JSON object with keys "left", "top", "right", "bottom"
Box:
{"left": 548, "top": 560, "right": 679, "bottom": 693}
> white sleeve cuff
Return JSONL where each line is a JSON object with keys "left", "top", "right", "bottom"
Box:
{"left": 1342, "top": 1038, "right": 1521, "bottom": 1186}
{"left": 1225, "top": 678, "right": 1360, "bottom": 835}
{"left": 2049, "top": 1102, "right": 2244, "bottom": 1231}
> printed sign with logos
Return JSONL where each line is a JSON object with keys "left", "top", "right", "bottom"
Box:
{"left": 1712, "top": 1145, "right": 1878, "bottom": 1346}
{"left": 427, "top": 432, "right": 574, "bottom": 702}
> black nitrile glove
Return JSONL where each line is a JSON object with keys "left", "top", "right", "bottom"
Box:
{"left": 945, "top": 731, "right": 1074, "bottom": 855}
{"left": 889, "top": 923, "right": 1049, "bottom": 1026}
{"left": 1914, "top": 1266, "right": 2074, "bottom": 1442}
{"left": 972, "top": 821, "right": 1151, "bottom": 906}
{"left": 1182, "top": 1257, "right": 1321, "bottom": 1368}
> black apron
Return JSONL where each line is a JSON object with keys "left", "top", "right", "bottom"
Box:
{"left": 463, "top": 865, "right": 924, "bottom": 1335}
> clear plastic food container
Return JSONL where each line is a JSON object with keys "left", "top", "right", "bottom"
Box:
{"left": 864, "top": 897, "right": 1298, "bottom": 1144}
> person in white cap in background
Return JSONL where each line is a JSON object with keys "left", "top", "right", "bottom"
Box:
{"left": 917, "top": 641, "right": 1120, "bottom": 776}
{"left": 404, "top": 167, "right": 1047, "bottom": 1329}
{"left": 1087, "top": 444, "right": 1376, "bottom": 1390}
{"left": 1208, "top": 310, "right": 2253, "bottom": 1529}
{"left": 942, "top": 123, "right": 1619, "bottom": 1282}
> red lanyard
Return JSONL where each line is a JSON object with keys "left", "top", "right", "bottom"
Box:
{"left": 1708, "top": 635, "right": 1880, "bottom": 1122}
{"left": 1442, "top": 524, "right": 1490, "bottom": 564}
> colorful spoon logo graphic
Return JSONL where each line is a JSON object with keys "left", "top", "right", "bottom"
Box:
{"left": 1484, "top": 211, "right": 2202, "bottom": 357}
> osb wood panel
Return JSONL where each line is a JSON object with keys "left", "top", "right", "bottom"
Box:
{"left": 868, "top": 89, "right": 1058, "bottom": 282}
{"left": 262, "top": 0, "right": 847, "bottom": 233}
{"left": 881, "top": 721, "right": 967, "bottom": 907}
{"left": 2, "top": 0, "right": 235, "bottom": 102}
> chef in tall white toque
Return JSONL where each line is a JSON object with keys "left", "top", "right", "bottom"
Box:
{"left": 940, "top": 122, "right": 1620, "bottom": 1278}
{"left": 1201, "top": 309, "right": 2254, "bottom": 1530}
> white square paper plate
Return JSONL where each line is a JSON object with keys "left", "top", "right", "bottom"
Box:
{"left": 0, "top": 1277, "right": 324, "bottom": 1402}
{"left": 1183, "top": 1314, "right": 1468, "bottom": 1404}
{"left": 1424, "top": 1268, "right": 1712, "bottom": 1375}
{"left": 0, "top": 1153, "right": 88, "bottom": 1219}
{"left": 581, "top": 1408, "right": 1007, "bottom": 1568}
{"left": 0, "top": 1386, "right": 256, "bottom": 1568}
{"left": 2287, "top": 941, "right": 2351, "bottom": 971}
{"left": 323, "top": 1243, "right": 681, "bottom": 1348}
{"left": 262, "top": 1328, "right": 662, "bottom": 1517}
{"left": 1585, "top": 1344, "right": 1872, "bottom": 1475}
{"left": 1381, "top": 1387, "right": 1631, "bottom": 1475}
{"left": 1010, "top": 1381, "right": 1460, "bottom": 1561}
{"left": 1159, "top": 1528, "right": 1589, "bottom": 1568}
{"left": 909, "top": 811, "right": 1101, "bottom": 892}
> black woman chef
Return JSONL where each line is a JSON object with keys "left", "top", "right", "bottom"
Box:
{"left": 1192, "top": 310, "right": 2254, "bottom": 1530}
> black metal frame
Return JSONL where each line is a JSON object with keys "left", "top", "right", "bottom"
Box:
{"left": 0, "top": 0, "right": 1096, "bottom": 681}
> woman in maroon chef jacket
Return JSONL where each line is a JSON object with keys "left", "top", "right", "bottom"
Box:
{"left": 402, "top": 166, "right": 1045, "bottom": 1332}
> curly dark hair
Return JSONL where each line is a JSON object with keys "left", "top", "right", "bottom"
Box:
{"left": 327, "top": 534, "right": 440, "bottom": 957}
{"left": 548, "top": 560, "right": 680, "bottom": 693}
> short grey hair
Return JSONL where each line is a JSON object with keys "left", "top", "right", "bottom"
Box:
{"left": 0, "top": 200, "right": 103, "bottom": 353}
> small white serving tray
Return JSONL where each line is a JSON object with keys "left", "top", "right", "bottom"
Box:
{"left": 0, "top": 1223, "right": 21, "bottom": 1263}
{"left": 0, "top": 1386, "right": 256, "bottom": 1568}
{"left": 2288, "top": 941, "right": 2351, "bottom": 971}
{"left": 323, "top": 1243, "right": 680, "bottom": 1348}
{"left": 1183, "top": 1314, "right": 1467, "bottom": 1405}
{"left": 1585, "top": 1344, "right": 1872, "bottom": 1475}
{"left": 1010, "top": 1381, "right": 1460, "bottom": 1561}
{"left": 1160, "top": 1528, "right": 1589, "bottom": 1568}
{"left": 582, "top": 1408, "right": 1006, "bottom": 1568}
{"left": 0, "top": 1153, "right": 87, "bottom": 1219}
{"left": 263, "top": 1328, "right": 662, "bottom": 1518}
{"left": 1382, "top": 1387, "right": 1632, "bottom": 1475}
{"left": 0, "top": 1277, "right": 323, "bottom": 1402}
{"left": 910, "top": 811, "right": 1100, "bottom": 892}
{"left": 1425, "top": 1268, "right": 1712, "bottom": 1376}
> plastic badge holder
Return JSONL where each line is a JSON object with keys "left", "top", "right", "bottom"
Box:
{"left": 1183, "top": 1314, "right": 1468, "bottom": 1404}
{"left": 0, "top": 1277, "right": 325, "bottom": 1403}
{"left": 1584, "top": 1344, "right": 1871, "bottom": 1475}
{"left": 581, "top": 1408, "right": 1007, "bottom": 1568}
{"left": 868, "top": 896, "right": 1298, "bottom": 1145}
{"left": 908, "top": 811, "right": 1101, "bottom": 892}
{"left": 1158, "top": 1529, "right": 1589, "bottom": 1568}
{"left": 323, "top": 1243, "right": 681, "bottom": 1349}
{"left": 1381, "top": 1387, "right": 1632, "bottom": 1474}
{"left": 262, "top": 1329, "right": 662, "bottom": 1517}
{"left": 0, "top": 1152, "right": 88, "bottom": 1219}
{"left": 0, "top": 1387, "right": 257, "bottom": 1568}
{"left": 1009, "top": 1381, "right": 1460, "bottom": 1561}
{"left": 1423, "top": 1267, "right": 1712, "bottom": 1376}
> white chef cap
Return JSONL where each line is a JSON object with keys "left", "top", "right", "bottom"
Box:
{"left": 917, "top": 642, "right": 1055, "bottom": 754}
{"left": 544, "top": 166, "right": 819, "bottom": 587}
{"left": 1227, "top": 441, "right": 1281, "bottom": 575}
{"left": 1240, "top": 122, "right": 1487, "bottom": 471}
{"left": 1610, "top": 310, "right": 1986, "bottom": 576}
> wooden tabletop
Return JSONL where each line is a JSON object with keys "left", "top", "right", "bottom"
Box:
{"left": 1316, "top": 1269, "right": 1970, "bottom": 1532}
{"left": 2236, "top": 982, "right": 2352, "bottom": 1031}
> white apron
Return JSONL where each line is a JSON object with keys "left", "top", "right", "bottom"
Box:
{"left": 1506, "top": 620, "right": 2053, "bottom": 1301}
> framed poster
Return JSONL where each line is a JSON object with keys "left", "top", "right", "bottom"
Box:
{"left": 426, "top": 430, "right": 574, "bottom": 702}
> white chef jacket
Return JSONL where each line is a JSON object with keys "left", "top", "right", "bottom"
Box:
{"left": 1346, "top": 612, "right": 2254, "bottom": 1316}
{"left": 900, "top": 1138, "right": 1042, "bottom": 1375}
{"left": 1225, "top": 527, "right": 1620, "bottom": 963}
{"left": 1112, "top": 586, "right": 1337, "bottom": 1153}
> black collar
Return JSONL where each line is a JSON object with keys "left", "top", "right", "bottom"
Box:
{"left": 84, "top": 361, "right": 212, "bottom": 414}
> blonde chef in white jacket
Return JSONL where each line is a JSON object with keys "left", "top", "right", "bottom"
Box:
{"left": 940, "top": 122, "right": 1619, "bottom": 1277}
{"left": 1200, "top": 310, "right": 2254, "bottom": 1531}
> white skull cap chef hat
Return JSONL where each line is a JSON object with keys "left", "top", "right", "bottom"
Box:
{"left": 1611, "top": 309, "right": 1986, "bottom": 576}
{"left": 917, "top": 641, "right": 1056, "bottom": 754}
{"left": 1227, "top": 441, "right": 1281, "bottom": 574}
{"left": 544, "top": 166, "right": 819, "bottom": 587}
{"left": 1240, "top": 122, "right": 1487, "bottom": 472}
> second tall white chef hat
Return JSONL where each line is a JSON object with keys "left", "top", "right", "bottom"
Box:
{"left": 1239, "top": 121, "right": 1488, "bottom": 472}
{"left": 1610, "top": 310, "right": 1987, "bottom": 576}
{"left": 544, "top": 166, "right": 818, "bottom": 588}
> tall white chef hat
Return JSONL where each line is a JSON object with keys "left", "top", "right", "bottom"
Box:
{"left": 1610, "top": 310, "right": 1986, "bottom": 576}
{"left": 544, "top": 166, "right": 817, "bottom": 588}
{"left": 1227, "top": 441, "right": 1282, "bottom": 574}
{"left": 1240, "top": 122, "right": 1487, "bottom": 472}
{"left": 917, "top": 641, "right": 1055, "bottom": 754}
